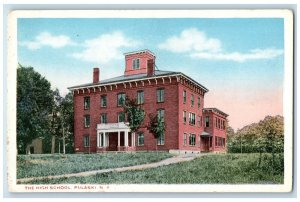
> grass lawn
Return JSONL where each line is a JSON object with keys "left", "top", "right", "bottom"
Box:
{"left": 22, "top": 153, "right": 284, "bottom": 184}
{"left": 17, "top": 152, "right": 173, "bottom": 179}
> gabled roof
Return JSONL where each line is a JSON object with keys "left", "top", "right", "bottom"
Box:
{"left": 203, "top": 108, "right": 229, "bottom": 117}
{"left": 68, "top": 70, "right": 209, "bottom": 92}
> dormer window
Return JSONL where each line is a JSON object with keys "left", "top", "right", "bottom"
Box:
{"left": 132, "top": 58, "right": 140, "bottom": 70}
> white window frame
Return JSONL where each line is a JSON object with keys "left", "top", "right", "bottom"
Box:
{"left": 157, "top": 132, "right": 165, "bottom": 145}
{"left": 83, "top": 135, "right": 90, "bottom": 147}
{"left": 189, "top": 112, "right": 196, "bottom": 125}
{"left": 100, "top": 113, "right": 107, "bottom": 124}
{"left": 157, "top": 88, "right": 165, "bottom": 103}
{"left": 137, "top": 133, "right": 144, "bottom": 146}
{"left": 132, "top": 58, "right": 140, "bottom": 70}
{"left": 137, "top": 91, "right": 144, "bottom": 104}
{"left": 100, "top": 95, "right": 107, "bottom": 107}
{"left": 84, "top": 115, "right": 90, "bottom": 128}
{"left": 189, "top": 134, "right": 196, "bottom": 146}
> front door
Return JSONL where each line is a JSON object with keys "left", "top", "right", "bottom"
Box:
{"left": 30, "top": 146, "right": 34, "bottom": 154}
{"left": 204, "top": 137, "right": 210, "bottom": 151}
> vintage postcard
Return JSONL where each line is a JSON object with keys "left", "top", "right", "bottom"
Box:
{"left": 7, "top": 9, "right": 293, "bottom": 192}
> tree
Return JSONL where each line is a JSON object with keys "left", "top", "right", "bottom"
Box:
{"left": 49, "top": 89, "right": 74, "bottom": 154}
{"left": 17, "top": 64, "right": 54, "bottom": 154}
{"left": 123, "top": 96, "right": 145, "bottom": 144}
{"left": 147, "top": 113, "right": 166, "bottom": 151}
{"left": 59, "top": 92, "right": 74, "bottom": 154}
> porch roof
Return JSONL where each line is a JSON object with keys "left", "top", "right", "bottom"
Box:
{"left": 97, "top": 122, "right": 130, "bottom": 132}
{"left": 201, "top": 131, "right": 212, "bottom": 137}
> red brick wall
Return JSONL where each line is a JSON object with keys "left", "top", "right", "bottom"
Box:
{"left": 124, "top": 52, "right": 155, "bottom": 76}
{"left": 73, "top": 78, "right": 179, "bottom": 153}
{"left": 177, "top": 83, "right": 205, "bottom": 151}
{"left": 203, "top": 111, "right": 227, "bottom": 152}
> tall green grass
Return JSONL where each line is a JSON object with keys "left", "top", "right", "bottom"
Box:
{"left": 22, "top": 153, "right": 283, "bottom": 184}
{"left": 17, "top": 152, "right": 173, "bottom": 179}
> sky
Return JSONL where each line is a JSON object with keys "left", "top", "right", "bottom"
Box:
{"left": 17, "top": 18, "right": 284, "bottom": 130}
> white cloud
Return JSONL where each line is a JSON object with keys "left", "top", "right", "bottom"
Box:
{"left": 71, "top": 31, "right": 141, "bottom": 64}
{"left": 191, "top": 48, "right": 284, "bottom": 63}
{"left": 159, "top": 28, "right": 283, "bottom": 62}
{"left": 159, "top": 28, "right": 221, "bottom": 53}
{"left": 19, "top": 32, "right": 75, "bottom": 50}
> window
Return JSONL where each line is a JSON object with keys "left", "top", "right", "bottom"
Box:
{"left": 215, "top": 137, "right": 225, "bottom": 147}
{"left": 218, "top": 119, "right": 221, "bottom": 129}
{"left": 117, "top": 93, "right": 126, "bottom": 106}
{"left": 132, "top": 58, "right": 140, "bottom": 70}
{"left": 137, "top": 133, "right": 144, "bottom": 146}
{"left": 157, "top": 88, "right": 164, "bottom": 103}
{"left": 84, "top": 115, "right": 90, "bottom": 128}
{"left": 189, "top": 134, "right": 196, "bottom": 146}
{"left": 184, "top": 133, "right": 187, "bottom": 146}
{"left": 100, "top": 113, "right": 107, "bottom": 124}
{"left": 100, "top": 95, "right": 107, "bottom": 107}
{"left": 157, "top": 109, "right": 165, "bottom": 122}
{"left": 137, "top": 91, "right": 144, "bottom": 104}
{"left": 84, "top": 97, "right": 90, "bottom": 110}
{"left": 191, "top": 94, "right": 194, "bottom": 107}
{"left": 183, "top": 90, "right": 187, "bottom": 103}
{"left": 205, "top": 116, "right": 210, "bottom": 127}
{"left": 215, "top": 117, "right": 218, "bottom": 128}
{"left": 197, "top": 116, "right": 201, "bottom": 127}
{"left": 198, "top": 97, "right": 201, "bottom": 109}
{"left": 157, "top": 132, "right": 165, "bottom": 145}
{"left": 189, "top": 112, "right": 196, "bottom": 125}
{"left": 118, "top": 112, "right": 125, "bottom": 122}
{"left": 183, "top": 111, "right": 187, "bottom": 124}
{"left": 83, "top": 135, "right": 90, "bottom": 147}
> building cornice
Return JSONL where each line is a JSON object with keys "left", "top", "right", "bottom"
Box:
{"left": 68, "top": 72, "right": 209, "bottom": 95}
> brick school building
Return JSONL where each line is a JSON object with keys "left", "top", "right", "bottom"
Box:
{"left": 68, "top": 50, "right": 228, "bottom": 154}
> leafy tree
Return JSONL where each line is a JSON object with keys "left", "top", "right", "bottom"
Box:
{"left": 59, "top": 92, "right": 74, "bottom": 154}
{"left": 50, "top": 89, "right": 74, "bottom": 154}
{"left": 123, "top": 96, "right": 145, "bottom": 144}
{"left": 147, "top": 113, "right": 166, "bottom": 151}
{"left": 17, "top": 64, "right": 54, "bottom": 154}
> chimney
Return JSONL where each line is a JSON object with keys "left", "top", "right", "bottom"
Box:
{"left": 93, "top": 68, "right": 99, "bottom": 83}
{"left": 147, "top": 59, "right": 155, "bottom": 76}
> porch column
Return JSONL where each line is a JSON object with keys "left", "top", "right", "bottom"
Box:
{"left": 131, "top": 132, "right": 135, "bottom": 147}
{"left": 118, "top": 131, "right": 120, "bottom": 147}
{"left": 106, "top": 133, "right": 109, "bottom": 147}
{"left": 97, "top": 133, "right": 99, "bottom": 147}
{"left": 103, "top": 132, "right": 106, "bottom": 147}
{"left": 124, "top": 130, "right": 128, "bottom": 147}
{"left": 100, "top": 133, "right": 102, "bottom": 147}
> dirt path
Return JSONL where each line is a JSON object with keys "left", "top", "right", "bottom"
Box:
{"left": 17, "top": 154, "right": 203, "bottom": 183}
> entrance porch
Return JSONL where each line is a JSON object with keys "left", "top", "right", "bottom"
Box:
{"left": 96, "top": 122, "right": 136, "bottom": 152}
{"left": 200, "top": 131, "right": 213, "bottom": 152}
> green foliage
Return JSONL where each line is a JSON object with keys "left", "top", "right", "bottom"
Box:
{"left": 17, "top": 152, "right": 173, "bottom": 179}
{"left": 22, "top": 154, "right": 283, "bottom": 184}
{"left": 227, "top": 115, "right": 284, "bottom": 154}
{"left": 17, "top": 64, "right": 74, "bottom": 154}
{"left": 17, "top": 64, "right": 54, "bottom": 154}
{"left": 50, "top": 89, "right": 74, "bottom": 154}
{"left": 123, "top": 96, "right": 145, "bottom": 132}
{"left": 147, "top": 113, "right": 165, "bottom": 140}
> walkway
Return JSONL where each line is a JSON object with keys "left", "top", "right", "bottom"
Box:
{"left": 17, "top": 154, "right": 204, "bottom": 183}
